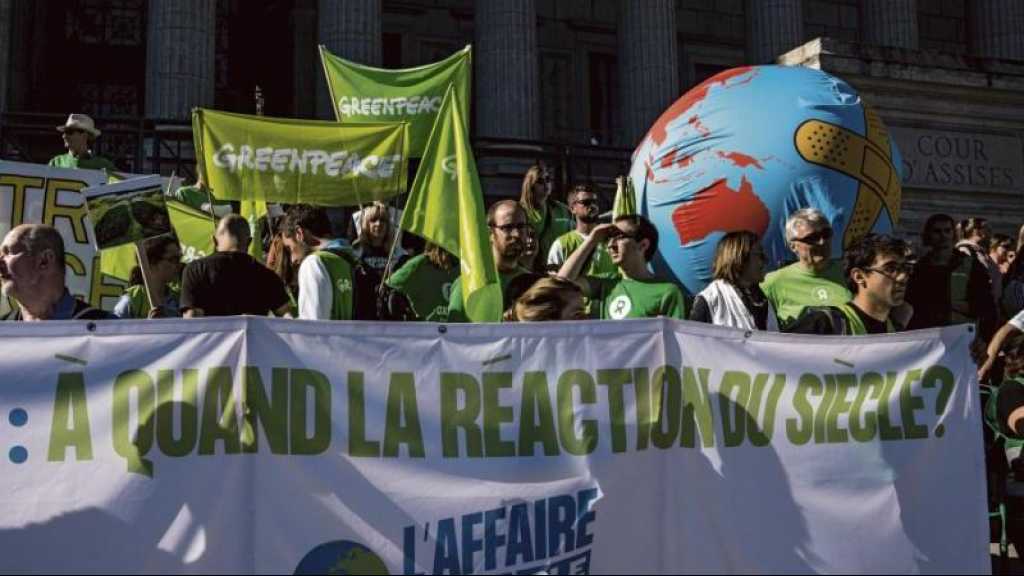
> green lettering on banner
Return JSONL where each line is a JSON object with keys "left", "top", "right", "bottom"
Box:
{"left": 814, "top": 375, "right": 838, "bottom": 444}
{"left": 849, "top": 372, "right": 883, "bottom": 442}
{"left": 900, "top": 369, "right": 928, "bottom": 440}
{"left": 482, "top": 372, "right": 516, "bottom": 457}
{"left": 922, "top": 365, "right": 956, "bottom": 438}
{"left": 47, "top": 372, "right": 93, "bottom": 462}
{"left": 199, "top": 367, "right": 241, "bottom": 456}
{"left": 825, "top": 374, "right": 857, "bottom": 444}
{"left": 634, "top": 367, "right": 652, "bottom": 451}
{"left": 557, "top": 370, "right": 598, "bottom": 455}
{"left": 155, "top": 369, "right": 199, "bottom": 457}
{"left": 441, "top": 372, "right": 482, "bottom": 458}
{"left": 681, "top": 367, "right": 715, "bottom": 449}
{"left": 348, "top": 371, "right": 380, "bottom": 457}
{"left": 747, "top": 374, "right": 785, "bottom": 447}
{"left": 786, "top": 373, "right": 820, "bottom": 445}
{"left": 597, "top": 369, "right": 631, "bottom": 454}
{"left": 718, "top": 371, "right": 751, "bottom": 448}
{"left": 243, "top": 367, "right": 288, "bottom": 454}
{"left": 383, "top": 372, "right": 424, "bottom": 458}
{"left": 290, "top": 369, "right": 332, "bottom": 455}
{"left": 650, "top": 366, "right": 682, "bottom": 449}
{"left": 112, "top": 370, "right": 156, "bottom": 477}
{"left": 518, "top": 371, "right": 559, "bottom": 457}
{"left": 877, "top": 372, "right": 904, "bottom": 440}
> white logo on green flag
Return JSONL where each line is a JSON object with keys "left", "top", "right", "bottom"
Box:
{"left": 320, "top": 45, "right": 471, "bottom": 158}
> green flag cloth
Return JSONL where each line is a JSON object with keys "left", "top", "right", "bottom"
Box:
{"left": 193, "top": 108, "right": 409, "bottom": 206}
{"left": 240, "top": 200, "right": 267, "bottom": 261}
{"left": 100, "top": 244, "right": 137, "bottom": 282}
{"left": 167, "top": 200, "right": 216, "bottom": 263}
{"left": 400, "top": 86, "right": 501, "bottom": 323}
{"left": 320, "top": 45, "right": 471, "bottom": 158}
{"left": 613, "top": 175, "right": 638, "bottom": 218}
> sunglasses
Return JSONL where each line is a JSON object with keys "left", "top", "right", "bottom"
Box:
{"left": 63, "top": 128, "right": 86, "bottom": 136}
{"left": 607, "top": 230, "right": 640, "bottom": 243}
{"left": 864, "top": 262, "right": 914, "bottom": 279}
{"left": 792, "top": 228, "right": 833, "bottom": 245}
{"left": 574, "top": 198, "right": 599, "bottom": 208}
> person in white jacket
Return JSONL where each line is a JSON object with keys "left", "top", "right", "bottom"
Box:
{"left": 690, "top": 230, "right": 778, "bottom": 331}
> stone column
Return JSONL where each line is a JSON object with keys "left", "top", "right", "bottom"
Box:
{"left": 617, "top": 0, "right": 679, "bottom": 148}
{"left": 861, "top": 0, "right": 918, "bottom": 50}
{"left": 474, "top": 0, "right": 540, "bottom": 140}
{"left": 747, "top": 0, "right": 805, "bottom": 64}
{"left": 970, "top": 0, "right": 1024, "bottom": 61}
{"left": 292, "top": 0, "right": 318, "bottom": 118}
{"left": 317, "top": 0, "right": 381, "bottom": 119}
{"left": 145, "top": 0, "right": 216, "bottom": 120}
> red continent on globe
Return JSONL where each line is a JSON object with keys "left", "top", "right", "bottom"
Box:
{"left": 671, "top": 176, "right": 770, "bottom": 245}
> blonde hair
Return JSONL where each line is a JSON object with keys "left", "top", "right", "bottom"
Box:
{"left": 519, "top": 163, "right": 549, "bottom": 213}
{"left": 712, "top": 231, "right": 761, "bottom": 285}
{"left": 355, "top": 202, "right": 393, "bottom": 248}
{"left": 503, "top": 276, "right": 582, "bottom": 322}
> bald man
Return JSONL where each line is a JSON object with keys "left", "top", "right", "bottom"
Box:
{"left": 180, "top": 214, "right": 290, "bottom": 318}
{"left": 0, "top": 224, "right": 112, "bottom": 321}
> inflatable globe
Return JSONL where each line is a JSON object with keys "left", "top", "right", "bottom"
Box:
{"left": 629, "top": 65, "right": 903, "bottom": 296}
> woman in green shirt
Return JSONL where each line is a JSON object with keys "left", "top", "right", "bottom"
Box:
{"left": 519, "top": 163, "right": 573, "bottom": 272}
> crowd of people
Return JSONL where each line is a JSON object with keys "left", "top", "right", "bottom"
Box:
{"left": 6, "top": 114, "right": 1024, "bottom": 467}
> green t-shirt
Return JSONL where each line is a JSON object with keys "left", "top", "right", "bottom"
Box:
{"left": 589, "top": 277, "right": 687, "bottom": 320}
{"left": 447, "top": 268, "right": 527, "bottom": 323}
{"left": 526, "top": 200, "right": 574, "bottom": 266}
{"left": 548, "top": 230, "right": 619, "bottom": 278}
{"left": 313, "top": 250, "right": 355, "bottom": 321}
{"left": 48, "top": 153, "right": 118, "bottom": 172}
{"left": 386, "top": 254, "right": 459, "bottom": 322}
{"left": 760, "top": 260, "right": 852, "bottom": 328}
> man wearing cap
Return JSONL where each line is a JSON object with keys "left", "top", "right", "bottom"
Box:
{"left": 48, "top": 114, "right": 118, "bottom": 172}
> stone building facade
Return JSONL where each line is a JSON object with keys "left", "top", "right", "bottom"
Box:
{"left": 0, "top": 0, "right": 1022, "bottom": 234}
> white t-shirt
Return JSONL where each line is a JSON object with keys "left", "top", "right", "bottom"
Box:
{"left": 298, "top": 255, "right": 333, "bottom": 320}
{"left": 1009, "top": 308, "right": 1024, "bottom": 332}
{"left": 547, "top": 230, "right": 585, "bottom": 268}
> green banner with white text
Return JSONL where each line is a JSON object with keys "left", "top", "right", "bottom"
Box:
{"left": 320, "top": 44, "right": 471, "bottom": 157}
{"left": 193, "top": 108, "right": 409, "bottom": 206}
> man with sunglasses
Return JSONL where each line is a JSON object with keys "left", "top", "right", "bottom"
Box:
{"left": 447, "top": 200, "right": 531, "bottom": 322}
{"left": 547, "top": 184, "right": 618, "bottom": 278}
{"left": 761, "top": 208, "right": 851, "bottom": 328}
{"left": 558, "top": 215, "right": 686, "bottom": 320}
{"left": 48, "top": 114, "right": 118, "bottom": 172}
{"left": 789, "top": 234, "right": 912, "bottom": 335}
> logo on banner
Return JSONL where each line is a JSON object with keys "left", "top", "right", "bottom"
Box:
{"left": 294, "top": 540, "right": 389, "bottom": 575}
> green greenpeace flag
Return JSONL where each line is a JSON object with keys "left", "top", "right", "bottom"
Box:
{"left": 613, "top": 175, "right": 638, "bottom": 218}
{"left": 320, "top": 45, "right": 471, "bottom": 157}
{"left": 193, "top": 108, "right": 408, "bottom": 206}
{"left": 167, "top": 200, "right": 216, "bottom": 263}
{"left": 400, "top": 86, "right": 501, "bottom": 323}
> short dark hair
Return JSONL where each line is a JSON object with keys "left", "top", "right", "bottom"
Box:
{"left": 992, "top": 233, "right": 1013, "bottom": 251}
{"left": 281, "top": 204, "right": 332, "bottom": 240}
{"left": 218, "top": 214, "right": 251, "bottom": 246}
{"left": 921, "top": 213, "right": 954, "bottom": 238}
{"left": 567, "top": 183, "right": 595, "bottom": 206}
{"left": 614, "top": 214, "right": 659, "bottom": 261}
{"left": 843, "top": 234, "right": 912, "bottom": 292}
{"left": 19, "top": 224, "right": 66, "bottom": 271}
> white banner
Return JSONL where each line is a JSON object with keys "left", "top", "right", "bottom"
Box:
{"left": 0, "top": 161, "right": 125, "bottom": 310}
{"left": 0, "top": 318, "right": 988, "bottom": 574}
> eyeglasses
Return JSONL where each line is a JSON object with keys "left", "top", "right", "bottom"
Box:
{"left": 490, "top": 223, "right": 529, "bottom": 234}
{"left": 792, "top": 228, "right": 833, "bottom": 245}
{"left": 574, "top": 198, "right": 599, "bottom": 208}
{"left": 864, "top": 262, "right": 914, "bottom": 280}
{"left": 607, "top": 230, "right": 640, "bottom": 243}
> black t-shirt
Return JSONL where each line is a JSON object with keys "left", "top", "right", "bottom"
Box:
{"left": 180, "top": 252, "right": 289, "bottom": 317}
{"left": 787, "top": 303, "right": 892, "bottom": 335}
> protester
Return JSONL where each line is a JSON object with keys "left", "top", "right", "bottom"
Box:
{"left": 179, "top": 214, "right": 290, "bottom": 318}
{"left": 761, "top": 208, "right": 851, "bottom": 328}
{"left": 385, "top": 242, "right": 458, "bottom": 322}
{"left": 503, "top": 276, "right": 586, "bottom": 322}
{"left": 280, "top": 205, "right": 357, "bottom": 321}
{"left": 788, "top": 234, "right": 912, "bottom": 335}
{"left": 991, "top": 233, "right": 1014, "bottom": 281}
{"left": 547, "top": 183, "right": 617, "bottom": 278}
{"left": 690, "top": 231, "right": 778, "bottom": 331}
{"left": 558, "top": 215, "right": 686, "bottom": 319}
{"left": 957, "top": 217, "right": 1000, "bottom": 304}
{"left": 995, "top": 334, "right": 1024, "bottom": 438}
{"left": 112, "top": 235, "right": 183, "bottom": 319}
{"left": 906, "top": 213, "right": 997, "bottom": 337}
{"left": 266, "top": 232, "right": 298, "bottom": 315}
{"left": 447, "top": 200, "right": 530, "bottom": 322}
{"left": 519, "top": 162, "right": 573, "bottom": 271}
{"left": 48, "top": 114, "right": 118, "bottom": 172}
{"left": 354, "top": 202, "right": 407, "bottom": 282}
{"left": 169, "top": 166, "right": 232, "bottom": 217}
{"left": 0, "top": 224, "right": 113, "bottom": 321}
{"left": 978, "top": 305, "right": 1024, "bottom": 381}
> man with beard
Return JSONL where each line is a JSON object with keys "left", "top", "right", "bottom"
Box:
{"left": 788, "top": 234, "right": 912, "bottom": 335}
{"left": 558, "top": 215, "right": 686, "bottom": 319}
{"left": 546, "top": 183, "right": 617, "bottom": 278}
{"left": 447, "top": 200, "right": 531, "bottom": 322}
{"left": 280, "top": 204, "right": 357, "bottom": 321}
{"left": 906, "top": 213, "right": 997, "bottom": 338}
{"left": 0, "top": 224, "right": 113, "bottom": 321}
